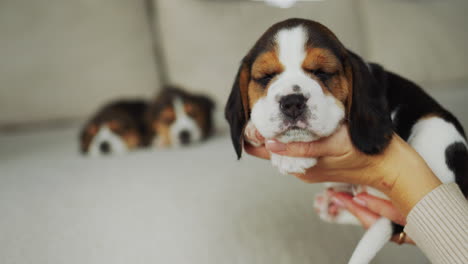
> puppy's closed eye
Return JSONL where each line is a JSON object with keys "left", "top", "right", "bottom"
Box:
{"left": 306, "top": 69, "right": 335, "bottom": 82}
{"left": 255, "top": 72, "right": 278, "bottom": 87}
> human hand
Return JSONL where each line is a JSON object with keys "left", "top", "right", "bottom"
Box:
{"left": 243, "top": 124, "right": 441, "bottom": 216}
{"left": 244, "top": 125, "right": 392, "bottom": 189}
{"left": 329, "top": 190, "right": 414, "bottom": 245}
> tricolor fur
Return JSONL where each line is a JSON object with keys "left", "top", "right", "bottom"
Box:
{"left": 80, "top": 100, "right": 150, "bottom": 156}
{"left": 146, "top": 86, "right": 215, "bottom": 147}
{"left": 225, "top": 18, "right": 468, "bottom": 264}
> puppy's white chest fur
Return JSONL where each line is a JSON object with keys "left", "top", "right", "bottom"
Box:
{"left": 271, "top": 154, "right": 317, "bottom": 174}
{"left": 244, "top": 121, "right": 317, "bottom": 174}
{"left": 271, "top": 129, "right": 318, "bottom": 174}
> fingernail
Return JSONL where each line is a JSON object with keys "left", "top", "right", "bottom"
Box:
{"left": 353, "top": 197, "right": 367, "bottom": 207}
{"left": 265, "top": 140, "right": 286, "bottom": 152}
{"left": 331, "top": 197, "right": 345, "bottom": 207}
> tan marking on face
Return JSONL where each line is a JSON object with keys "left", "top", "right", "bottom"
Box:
{"left": 251, "top": 51, "right": 283, "bottom": 80}
{"left": 248, "top": 50, "right": 284, "bottom": 108}
{"left": 185, "top": 103, "right": 208, "bottom": 136}
{"left": 302, "top": 47, "right": 349, "bottom": 108}
{"left": 87, "top": 124, "right": 98, "bottom": 135}
{"left": 152, "top": 101, "right": 208, "bottom": 146}
{"left": 327, "top": 71, "right": 349, "bottom": 103}
{"left": 154, "top": 121, "right": 171, "bottom": 147}
{"left": 344, "top": 59, "right": 354, "bottom": 116}
{"left": 81, "top": 123, "right": 98, "bottom": 152}
{"left": 107, "top": 120, "right": 121, "bottom": 131}
{"left": 152, "top": 106, "right": 176, "bottom": 147}
{"left": 302, "top": 48, "right": 340, "bottom": 73}
{"left": 122, "top": 131, "right": 140, "bottom": 149}
{"left": 159, "top": 107, "right": 176, "bottom": 125}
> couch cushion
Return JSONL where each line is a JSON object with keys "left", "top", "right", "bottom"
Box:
{"left": 0, "top": 127, "right": 427, "bottom": 264}
{"left": 156, "top": 0, "right": 365, "bottom": 106}
{"left": 362, "top": 0, "right": 468, "bottom": 83}
{"left": 423, "top": 79, "right": 468, "bottom": 130}
{"left": 0, "top": 0, "right": 159, "bottom": 125}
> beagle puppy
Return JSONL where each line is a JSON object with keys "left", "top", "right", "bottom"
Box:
{"left": 146, "top": 86, "right": 215, "bottom": 147}
{"left": 80, "top": 100, "right": 149, "bottom": 156}
{"left": 225, "top": 18, "right": 467, "bottom": 264}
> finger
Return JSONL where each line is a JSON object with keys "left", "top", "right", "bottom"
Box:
{"left": 255, "top": 130, "right": 265, "bottom": 142}
{"left": 244, "top": 143, "right": 270, "bottom": 160}
{"left": 291, "top": 167, "right": 363, "bottom": 185}
{"left": 291, "top": 168, "right": 342, "bottom": 184}
{"left": 265, "top": 125, "right": 350, "bottom": 158}
{"left": 331, "top": 192, "right": 381, "bottom": 229}
{"left": 291, "top": 168, "right": 330, "bottom": 183}
{"left": 333, "top": 192, "right": 414, "bottom": 245}
{"left": 354, "top": 193, "right": 407, "bottom": 226}
{"left": 244, "top": 122, "right": 265, "bottom": 146}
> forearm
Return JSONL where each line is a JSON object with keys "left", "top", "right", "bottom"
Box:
{"left": 405, "top": 183, "right": 468, "bottom": 264}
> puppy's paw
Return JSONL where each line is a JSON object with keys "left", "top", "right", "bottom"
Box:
{"left": 270, "top": 153, "right": 317, "bottom": 174}
{"left": 314, "top": 190, "right": 360, "bottom": 225}
{"left": 244, "top": 121, "right": 264, "bottom": 147}
{"left": 314, "top": 190, "right": 340, "bottom": 222}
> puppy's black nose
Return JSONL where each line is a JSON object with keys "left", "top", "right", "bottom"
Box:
{"left": 179, "top": 130, "right": 191, "bottom": 145}
{"left": 280, "top": 94, "right": 307, "bottom": 120}
{"left": 100, "top": 141, "right": 111, "bottom": 154}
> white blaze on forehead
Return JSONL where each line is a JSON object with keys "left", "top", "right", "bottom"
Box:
{"left": 276, "top": 26, "right": 307, "bottom": 73}
{"left": 249, "top": 24, "right": 345, "bottom": 175}
{"left": 173, "top": 97, "right": 186, "bottom": 118}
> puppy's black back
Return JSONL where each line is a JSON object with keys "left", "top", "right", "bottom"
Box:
{"left": 372, "top": 64, "right": 468, "bottom": 197}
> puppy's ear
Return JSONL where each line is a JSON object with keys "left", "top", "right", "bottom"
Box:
{"left": 225, "top": 61, "right": 251, "bottom": 159}
{"left": 198, "top": 95, "right": 215, "bottom": 113}
{"left": 194, "top": 95, "right": 216, "bottom": 139}
{"left": 78, "top": 128, "right": 87, "bottom": 154}
{"left": 346, "top": 51, "right": 393, "bottom": 154}
{"left": 144, "top": 99, "right": 162, "bottom": 144}
{"left": 78, "top": 123, "right": 95, "bottom": 154}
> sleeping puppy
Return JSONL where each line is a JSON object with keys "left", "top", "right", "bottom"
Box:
{"left": 80, "top": 100, "right": 149, "bottom": 156}
{"left": 225, "top": 18, "right": 468, "bottom": 264}
{"left": 146, "top": 86, "right": 215, "bottom": 147}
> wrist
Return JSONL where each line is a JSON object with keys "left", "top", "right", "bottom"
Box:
{"left": 372, "top": 135, "right": 441, "bottom": 216}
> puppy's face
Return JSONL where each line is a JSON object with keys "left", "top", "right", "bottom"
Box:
{"left": 226, "top": 19, "right": 393, "bottom": 158}
{"left": 148, "top": 88, "right": 214, "bottom": 147}
{"left": 81, "top": 116, "right": 142, "bottom": 156}
{"left": 248, "top": 25, "right": 349, "bottom": 143}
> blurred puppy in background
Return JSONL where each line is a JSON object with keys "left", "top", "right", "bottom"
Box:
{"left": 146, "top": 86, "right": 215, "bottom": 147}
{"left": 80, "top": 100, "right": 149, "bottom": 156}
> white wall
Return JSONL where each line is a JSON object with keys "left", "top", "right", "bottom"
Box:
{"left": 1, "top": 0, "right": 468, "bottom": 125}
{"left": 156, "top": 0, "right": 365, "bottom": 108}
{"left": 0, "top": 0, "right": 160, "bottom": 124}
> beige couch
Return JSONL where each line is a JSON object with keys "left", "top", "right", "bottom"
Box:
{"left": 0, "top": 0, "right": 159, "bottom": 125}
{"left": 1, "top": 0, "right": 467, "bottom": 127}
{"left": 0, "top": 1, "right": 467, "bottom": 264}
